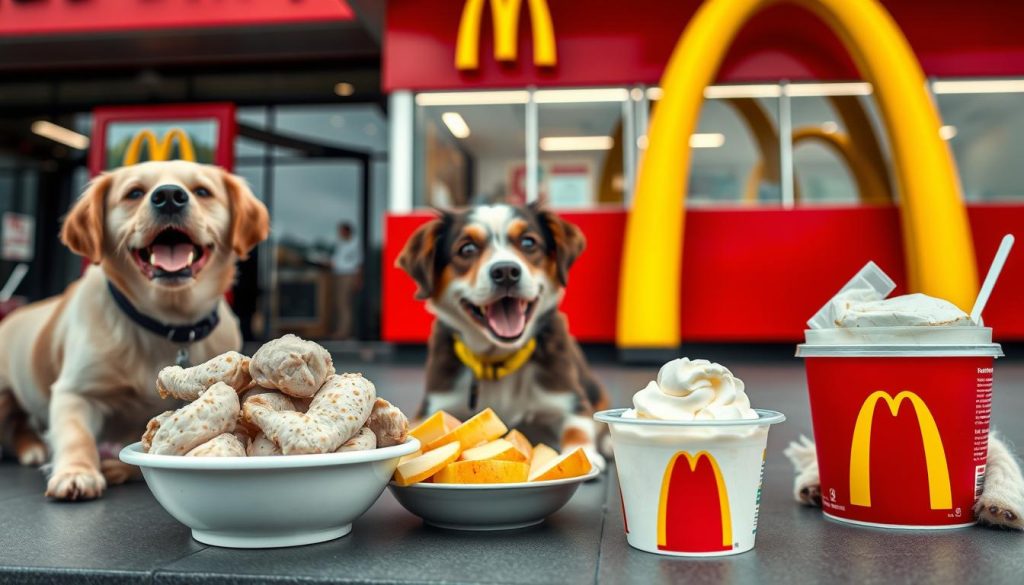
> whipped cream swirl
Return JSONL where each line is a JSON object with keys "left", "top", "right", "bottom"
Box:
{"left": 633, "top": 358, "right": 757, "bottom": 421}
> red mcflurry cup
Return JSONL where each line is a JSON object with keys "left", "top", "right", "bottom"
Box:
{"left": 797, "top": 326, "right": 1002, "bottom": 529}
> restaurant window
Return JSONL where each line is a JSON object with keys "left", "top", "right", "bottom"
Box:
{"left": 932, "top": 81, "right": 1024, "bottom": 202}
{"left": 787, "top": 84, "right": 893, "bottom": 206}
{"left": 645, "top": 87, "right": 781, "bottom": 205}
{"left": 233, "top": 104, "right": 385, "bottom": 342}
{"left": 414, "top": 93, "right": 527, "bottom": 207}
{"left": 536, "top": 89, "right": 628, "bottom": 207}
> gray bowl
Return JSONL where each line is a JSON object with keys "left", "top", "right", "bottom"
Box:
{"left": 388, "top": 468, "right": 600, "bottom": 531}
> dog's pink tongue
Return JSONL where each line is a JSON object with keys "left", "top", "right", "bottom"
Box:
{"left": 150, "top": 243, "right": 193, "bottom": 271}
{"left": 487, "top": 298, "right": 527, "bottom": 338}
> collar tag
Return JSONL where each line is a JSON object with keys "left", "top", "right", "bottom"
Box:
{"left": 175, "top": 347, "right": 191, "bottom": 368}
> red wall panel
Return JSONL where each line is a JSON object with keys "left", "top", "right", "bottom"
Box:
{"left": 382, "top": 205, "right": 1024, "bottom": 343}
{"left": 385, "top": 0, "right": 1024, "bottom": 91}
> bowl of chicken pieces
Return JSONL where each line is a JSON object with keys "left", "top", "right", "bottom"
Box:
{"left": 120, "top": 335, "right": 418, "bottom": 549}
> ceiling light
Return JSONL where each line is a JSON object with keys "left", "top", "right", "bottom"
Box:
{"left": 939, "top": 125, "right": 958, "bottom": 140}
{"left": 690, "top": 133, "right": 725, "bottom": 148}
{"left": 539, "top": 136, "right": 614, "bottom": 151}
{"left": 415, "top": 91, "right": 530, "bottom": 106}
{"left": 442, "top": 112, "right": 470, "bottom": 139}
{"left": 704, "top": 85, "right": 782, "bottom": 99}
{"left": 650, "top": 85, "right": 783, "bottom": 100}
{"left": 334, "top": 82, "right": 355, "bottom": 97}
{"left": 31, "top": 120, "right": 89, "bottom": 150}
{"left": 932, "top": 79, "right": 1024, "bottom": 94}
{"left": 533, "top": 88, "right": 629, "bottom": 103}
{"left": 785, "top": 82, "right": 872, "bottom": 97}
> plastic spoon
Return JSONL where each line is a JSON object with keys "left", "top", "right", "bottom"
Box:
{"left": 970, "top": 234, "right": 1015, "bottom": 324}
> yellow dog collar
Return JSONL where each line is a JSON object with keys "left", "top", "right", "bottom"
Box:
{"left": 453, "top": 337, "right": 537, "bottom": 381}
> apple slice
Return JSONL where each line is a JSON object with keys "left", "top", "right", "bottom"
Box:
{"left": 529, "top": 443, "right": 559, "bottom": 478}
{"left": 410, "top": 411, "right": 457, "bottom": 446}
{"left": 529, "top": 446, "right": 592, "bottom": 482}
{"left": 426, "top": 407, "right": 508, "bottom": 451}
{"left": 392, "top": 441, "right": 462, "bottom": 486}
{"left": 459, "top": 439, "right": 527, "bottom": 463}
{"left": 441, "top": 411, "right": 462, "bottom": 431}
{"left": 434, "top": 460, "right": 529, "bottom": 484}
{"left": 398, "top": 450, "right": 422, "bottom": 465}
{"left": 504, "top": 430, "right": 533, "bottom": 461}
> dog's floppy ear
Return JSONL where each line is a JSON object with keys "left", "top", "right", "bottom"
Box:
{"left": 60, "top": 173, "right": 112, "bottom": 264}
{"left": 222, "top": 169, "right": 270, "bottom": 259}
{"left": 396, "top": 216, "right": 446, "bottom": 300}
{"left": 533, "top": 203, "right": 586, "bottom": 286}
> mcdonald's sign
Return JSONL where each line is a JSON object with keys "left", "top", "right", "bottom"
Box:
{"left": 657, "top": 451, "right": 732, "bottom": 553}
{"left": 849, "top": 390, "right": 953, "bottom": 510}
{"left": 89, "top": 104, "right": 235, "bottom": 175}
{"left": 455, "top": 0, "right": 557, "bottom": 71}
{"left": 122, "top": 128, "right": 197, "bottom": 166}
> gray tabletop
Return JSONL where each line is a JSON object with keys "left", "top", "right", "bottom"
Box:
{"left": 2, "top": 355, "right": 1023, "bottom": 585}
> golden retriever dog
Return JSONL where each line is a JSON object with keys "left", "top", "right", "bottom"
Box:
{"left": 0, "top": 160, "right": 268, "bottom": 500}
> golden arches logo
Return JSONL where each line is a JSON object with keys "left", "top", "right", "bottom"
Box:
{"left": 849, "top": 390, "right": 952, "bottom": 509}
{"left": 658, "top": 451, "right": 732, "bottom": 550}
{"left": 123, "top": 128, "right": 197, "bottom": 166}
{"left": 455, "top": 0, "right": 556, "bottom": 71}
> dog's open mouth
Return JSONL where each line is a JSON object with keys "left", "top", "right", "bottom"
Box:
{"left": 461, "top": 295, "right": 537, "bottom": 341}
{"left": 132, "top": 228, "right": 212, "bottom": 281}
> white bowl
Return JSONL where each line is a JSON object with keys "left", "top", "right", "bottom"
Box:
{"left": 388, "top": 467, "right": 600, "bottom": 531}
{"left": 120, "top": 438, "right": 420, "bottom": 548}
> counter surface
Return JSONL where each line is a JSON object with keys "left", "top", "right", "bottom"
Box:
{"left": 2, "top": 357, "right": 1022, "bottom": 584}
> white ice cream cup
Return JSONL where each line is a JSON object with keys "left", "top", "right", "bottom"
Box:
{"left": 595, "top": 408, "right": 785, "bottom": 557}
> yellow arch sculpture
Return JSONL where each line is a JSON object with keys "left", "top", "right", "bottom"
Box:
{"left": 618, "top": 0, "right": 978, "bottom": 350}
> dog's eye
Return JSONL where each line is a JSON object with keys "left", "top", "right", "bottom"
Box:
{"left": 458, "top": 242, "right": 478, "bottom": 257}
{"left": 126, "top": 188, "right": 145, "bottom": 200}
{"left": 193, "top": 187, "right": 212, "bottom": 198}
{"left": 520, "top": 236, "right": 537, "bottom": 251}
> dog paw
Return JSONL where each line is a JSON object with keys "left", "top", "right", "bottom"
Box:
{"left": 100, "top": 459, "right": 140, "bottom": 486}
{"left": 783, "top": 435, "right": 818, "bottom": 469}
{"left": 975, "top": 496, "right": 1024, "bottom": 530}
{"left": 798, "top": 482, "right": 822, "bottom": 507}
{"left": 45, "top": 466, "right": 107, "bottom": 501}
{"left": 794, "top": 468, "right": 822, "bottom": 507}
{"left": 17, "top": 443, "right": 48, "bottom": 467}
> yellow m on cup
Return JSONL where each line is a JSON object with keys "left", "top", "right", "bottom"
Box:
{"left": 849, "top": 390, "right": 952, "bottom": 510}
{"left": 122, "top": 128, "right": 197, "bottom": 166}
{"left": 658, "top": 451, "right": 732, "bottom": 550}
{"left": 455, "top": 0, "right": 557, "bottom": 71}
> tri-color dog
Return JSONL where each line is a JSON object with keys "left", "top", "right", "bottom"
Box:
{"left": 397, "top": 203, "right": 610, "bottom": 468}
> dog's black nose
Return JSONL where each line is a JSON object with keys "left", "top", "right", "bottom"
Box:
{"left": 150, "top": 185, "right": 189, "bottom": 215}
{"left": 489, "top": 261, "right": 521, "bottom": 285}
